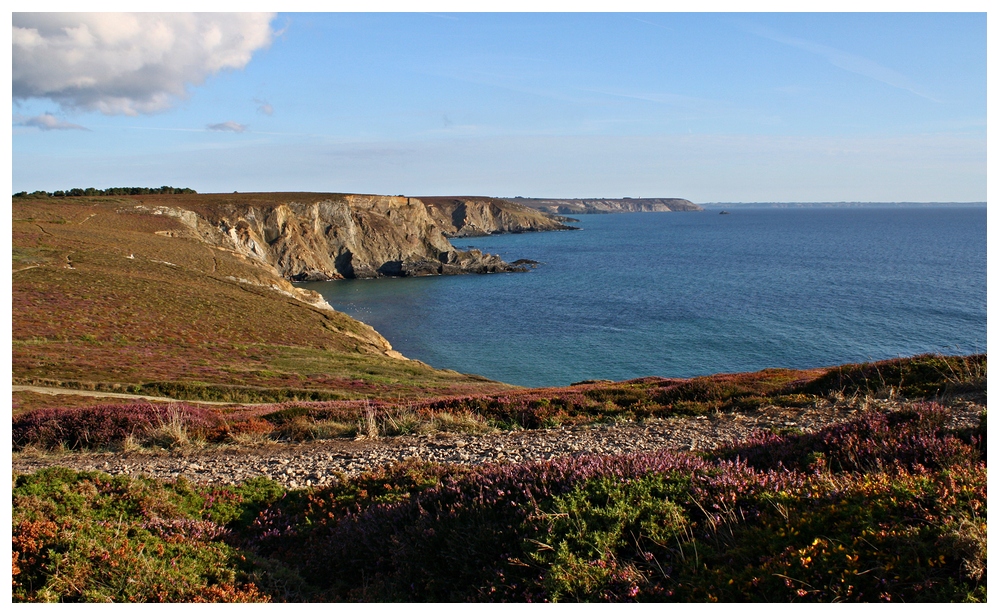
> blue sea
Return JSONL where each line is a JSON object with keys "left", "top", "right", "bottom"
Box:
{"left": 299, "top": 207, "right": 986, "bottom": 388}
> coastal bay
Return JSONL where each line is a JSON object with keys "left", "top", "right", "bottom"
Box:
{"left": 302, "top": 206, "right": 987, "bottom": 387}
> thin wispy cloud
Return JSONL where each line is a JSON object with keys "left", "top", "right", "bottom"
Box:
{"left": 14, "top": 112, "right": 88, "bottom": 131}
{"left": 426, "top": 67, "right": 586, "bottom": 105}
{"left": 254, "top": 98, "right": 274, "bottom": 115}
{"left": 744, "top": 23, "right": 938, "bottom": 102}
{"left": 579, "top": 87, "right": 721, "bottom": 109}
{"left": 630, "top": 17, "right": 674, "bottom": 31}
{"left": 422, "top": 13, "right": 461, "bottom": 22}
{"left": 207, "top": 121, "right": 248, "bottom": 133}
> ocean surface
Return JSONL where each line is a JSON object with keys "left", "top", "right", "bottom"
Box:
{"left": 299, "top": 207, "right": 986, "bottom": 388}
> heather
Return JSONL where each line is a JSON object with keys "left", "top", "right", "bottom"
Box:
{"left": 13, "top": 404, "right": 225, "bottom": 450}
{"left": 13, "top": 404, "right": 986, "bottom": 602}
{"left": 13, "top": 354, "right": 986, "bottom": 452}
{"left": 714, "top": 401, "right": 985, "bottom": 473}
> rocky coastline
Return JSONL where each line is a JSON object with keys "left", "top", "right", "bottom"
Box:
{"left": 140, "top": 193, "right": 575, "bottom": 281}
{"left": 509, "top": 196, "right": 703, "bottom": 215}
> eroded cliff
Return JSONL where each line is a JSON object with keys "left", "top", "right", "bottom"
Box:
{"left": 149, "top": 192, "right": 570, "bottom": 281}
{"left": 509, "top": 197, "right": 703, "bottom": 215}
{"left": 421, "top": 197, "right": 578, "bottom": 237}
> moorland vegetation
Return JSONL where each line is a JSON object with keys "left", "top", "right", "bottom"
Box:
{"left": 11, "top": 192, "right": 987, "bottom": 602}
{"left": 13, "top": 393, "right": 986, "bottom": 602}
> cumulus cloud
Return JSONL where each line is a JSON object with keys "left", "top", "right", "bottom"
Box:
{"left": 253, "top": 97, "right": 273, "bottom": 115}
{"left": 14, "top": 112, "right": 88, "bottom": 131}
{"left": 207, "top": 121, "right": 247, "bottom": 132}
{"left": 13, "top": 12, "right": 276, "bottom": 115}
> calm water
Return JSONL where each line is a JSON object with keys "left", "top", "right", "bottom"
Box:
{"left": 299, "top": 207, "right": 986, "bottom": 387}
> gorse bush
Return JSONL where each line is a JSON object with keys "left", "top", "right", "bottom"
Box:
{"left": 795, "top": 354, "right": 986, "bottom": 399}
{"left": 12, "top": 469, "right": 273, "bottom": 602}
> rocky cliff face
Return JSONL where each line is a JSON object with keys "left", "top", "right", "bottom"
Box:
{"left": 158, "top": 193, "right": 570, "bottom": 281}
{"left": 508, "top": 197, "right": 702, "bottom": 215}
{"left": 421, "top": 197, "right": 578, "bottom": 237}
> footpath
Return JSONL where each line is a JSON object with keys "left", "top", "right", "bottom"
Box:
{"left": 13, "top": 397, "right": 984, "bottom": 488}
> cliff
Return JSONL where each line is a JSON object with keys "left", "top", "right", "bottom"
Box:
{"left": 508, "top": 197, "right": 702, "bottom": 215}
{"left": 140, "top": 192, "right": 572, "bottom": 281}
{"left": 420, "top": 196, "right": 578, "bottom": 237}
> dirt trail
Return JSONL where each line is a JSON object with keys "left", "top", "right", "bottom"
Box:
{"left": 12, "top": 385, "right": 243, "bottom": 406}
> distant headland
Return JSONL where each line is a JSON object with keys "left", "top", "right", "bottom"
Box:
{"left": 506, "top": 197, "right": 703, "bottom": 215}
{"left": 699, "top": 201, "right": 986, "bottom": 208}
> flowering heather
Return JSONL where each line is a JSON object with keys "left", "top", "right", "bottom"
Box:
{"left": 13, "top": 403, "right": 987, "bottom": 602}
{"left": 12, "top": 403, "right": 225, "bottom": 450}
{"left": 716, "top": 402, "right": 984, "bottom": 474}
{"left": 12, "top": 354, "right": 987, "bottom": 451}
{"left": 221, "top": 405, "right": 985, "bottom": 602}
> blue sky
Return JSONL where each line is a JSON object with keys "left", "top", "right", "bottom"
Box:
{"left": 11, "top": 11, "right": 987, "bottom": 202}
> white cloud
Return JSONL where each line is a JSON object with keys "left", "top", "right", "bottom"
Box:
{"left": 13, "top": 112, "right": 88, "bottom": 131}
{"left": 207, "top": 121, "right": 247, "bottom": 133}
{"left": 12, "top": 13, "right": 276, "bottom": 115}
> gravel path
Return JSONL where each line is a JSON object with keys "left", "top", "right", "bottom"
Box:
{"left": 12, "top": 385, "right": 249, "bottom": 406}
{"left": 13, "top": 398, "right": 984, "bottom": 488}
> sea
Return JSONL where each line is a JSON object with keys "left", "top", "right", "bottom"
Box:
{"left": 298, "top": 206, "right": 987, "bottom": 388}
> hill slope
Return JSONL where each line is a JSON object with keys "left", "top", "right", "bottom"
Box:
{"left": 13, "top": 194, "right": 525, "bottom": 401}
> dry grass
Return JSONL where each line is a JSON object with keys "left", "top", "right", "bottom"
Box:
{"left": 381, "top": 410, "right": 423, "bottom": 436}
{"left": 425, "top": 412, "right": 495, "bottom": 435}
{"left": 272, "top": 416, "right": 358, "bottom": 442}
{"left": 144, "top": 411, "right": 203, "bottom": 450}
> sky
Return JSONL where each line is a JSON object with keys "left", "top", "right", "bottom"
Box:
{"left": 9, "top": 10, "right": 989, "bottom": 202}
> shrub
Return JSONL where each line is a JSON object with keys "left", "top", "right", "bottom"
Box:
{"left": 715, "top": 402, "right": 983, "bottom": 474}
{"left": 12, "top": 404, "right": 223, "bottom": 450}
{"left": 12, "top": 469, "right": 273, "bottom": 602}
{"left": 13, "top": 401, "right": 988, "bottom": 602}
{"left": 793, "top": 354, "right": 986, "bottom": 399}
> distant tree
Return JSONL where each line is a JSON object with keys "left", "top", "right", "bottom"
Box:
{"left": 14, "top": 186, "right": 198, "bottom": 197}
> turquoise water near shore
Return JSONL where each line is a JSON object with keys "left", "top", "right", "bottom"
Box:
{"left": 299, "top": 207, "right": 986, "bottom": 388}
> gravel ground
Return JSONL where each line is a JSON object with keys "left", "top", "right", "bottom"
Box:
{"left": 12, "top": 397, "right": 984, "bottom": 488}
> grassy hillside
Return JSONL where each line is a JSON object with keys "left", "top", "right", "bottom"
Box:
{"left": 13, "top": 195, "right": 512, "bottom": 402}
